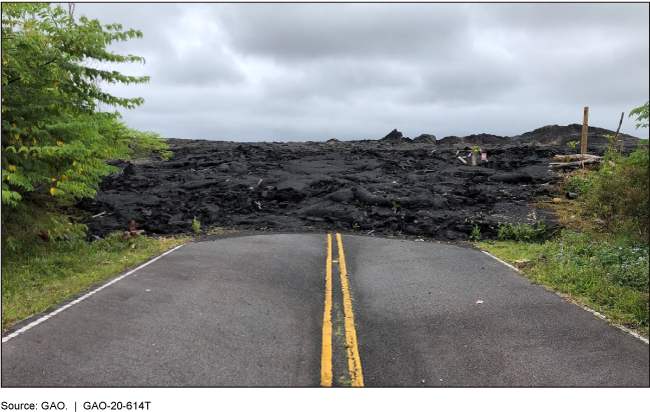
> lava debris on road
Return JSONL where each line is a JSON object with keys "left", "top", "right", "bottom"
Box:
{"left": 76, "top": 124, "right": 642, "bottom": 242}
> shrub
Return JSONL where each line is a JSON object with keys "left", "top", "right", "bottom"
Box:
{"left": 565, "top": 173, "right": 594, "bottom": 195}
{"left": 579, "top": 145, "right": 649, "bottom": 243}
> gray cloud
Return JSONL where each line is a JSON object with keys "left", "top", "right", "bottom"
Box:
{"left": 152, "top": 49, "right": 245, "bottom": 87}
{"left": 72, "top": 2, "right": 649, "bottom": 142}
{"left": 214, "top": 3, "right": 472, "bottom": 62}
{"left": 255, "top": 59, "right": 421, "bottom": 105}
{"left": 475, "top": 2, "right": 649, "bottom": 33}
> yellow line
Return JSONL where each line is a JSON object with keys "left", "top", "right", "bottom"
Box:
{"left": 336, "top": 233, "right": 364, "bottom": 387}
{"left": 320, "top": 234, "right": 333, "bottom": 387}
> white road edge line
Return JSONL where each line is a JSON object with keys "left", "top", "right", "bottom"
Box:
{"left": 481, "top": 250, "right": 519, "bottom": 272}
{"left": 1, "top": 244, "right": 185, "bottom": 343}
{"left": 482, "top": 250, "right": 649, "bottom": 345}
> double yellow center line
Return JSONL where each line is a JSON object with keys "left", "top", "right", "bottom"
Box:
{"left": 321, "top": 233, "right": 364, "bottom": 387}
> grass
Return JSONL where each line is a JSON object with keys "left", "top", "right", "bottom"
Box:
{"left": 478, "top": 231, "right": 649, "bottom": 337}
{"left": 2, "top": 232, "right": 189, "bottom": 332}
{"left": 495, "top": 221, "right": 549, "bottom": 243}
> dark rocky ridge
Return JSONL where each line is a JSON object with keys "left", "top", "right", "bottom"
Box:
{"left": 77, "top": 124, "right": 643, "bottom": 242}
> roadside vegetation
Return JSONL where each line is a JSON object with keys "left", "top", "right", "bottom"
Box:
{"left": 1, "top": 4, "right": 180, "bottom": 332}
{"left": 2, "top": 233, "right": 188, "bottom": 331}
{"left": 2, "top": 3, "right": 171, "bottom": 249}
{"left": 476, "top": 101, "right": 650, "bottom": 337}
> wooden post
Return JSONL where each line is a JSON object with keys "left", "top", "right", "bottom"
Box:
{"left": 613, "top": 111, "right": 624, "bottom": 142}
{"left": 581, "top": 106, "right": 589, "bottom": 155}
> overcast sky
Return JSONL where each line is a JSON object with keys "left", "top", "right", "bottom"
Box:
{"left": 72, "top": 1, "right": 649, "bottom": 142}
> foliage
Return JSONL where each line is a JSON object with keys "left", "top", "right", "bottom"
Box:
{"left": 496, "top": 221, "right": 547, "bottom": 243}
{"left": 576, "top": 146, "right": 649, "bottom": 243}
{"left": 101, "top": 118, "right": 173, "bottom": 161}
{"left": 629, "top": 101, "right": 648, "bottom": 129}
{"left": 469, "top": 221, "right": 481, "bottom": 242}
{"left": 1, "top": 3, "right": 170, "bottom": 246}
{"left": 192, "top": 216, "right": 201, "bottom": 234}
{"left": 565, "top": 173, "right": 593, "bottom": 195}
{"left": 560, "top": 105, "right": 650, "bottom": 244}
{"left": 129, "top": 130, "right": 173, "bottom": 161}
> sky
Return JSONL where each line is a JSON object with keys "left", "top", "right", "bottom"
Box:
{"left": 72, "top": 1, "right": 650, "bottom": 142}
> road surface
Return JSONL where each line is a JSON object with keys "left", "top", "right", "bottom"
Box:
{"left": 2, "top": 233, "right": 648, "bottom": 387}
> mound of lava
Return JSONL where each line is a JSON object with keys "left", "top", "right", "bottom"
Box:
{"left": 76, "top": 124, "right": 642, "bottom": 242}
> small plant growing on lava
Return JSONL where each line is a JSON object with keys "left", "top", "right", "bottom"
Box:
{"left": 470, "top": 221, "right": 482, "bottom": 242}
{"left": 567, "top": 140, "right": 579, "bottom": 150}
{"left": 192, "top": 217, "right": 201, "bottom": 234}
{"left": 566, "top": 141, "right": 580, "bottom": 161}
{"left": 471, "top": 146, "right": 482, "bottom": 166}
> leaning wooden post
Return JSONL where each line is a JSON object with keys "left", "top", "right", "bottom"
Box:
{"left": 614, "top": 112, "right": 624, "bottom": 139}
{"left": 581, "top": 106, "right": 589, "bottom": 156}
{"left": 612, "top": 112, "right": 624, "bottom": 149}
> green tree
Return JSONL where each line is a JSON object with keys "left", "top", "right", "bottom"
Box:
{"left": 629, "top": 101, "right": 649, "bottom": 129}
{"left": 2, "top": 3, "right": 166, "bottom": 247}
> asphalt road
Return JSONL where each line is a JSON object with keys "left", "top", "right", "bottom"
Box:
{"left": 2, "top": 233, "right": 648, "bottom": 387}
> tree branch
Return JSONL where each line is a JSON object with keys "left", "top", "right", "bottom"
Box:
{"left": 2, "top": 57, "right": 57, "bottom": 86}
{"left": 5, "top": 76, "right": 22, "bottom": 85}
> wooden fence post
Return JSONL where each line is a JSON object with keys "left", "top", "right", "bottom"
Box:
{"left": 581, "top": 106, "right": 589, "bottom": 155}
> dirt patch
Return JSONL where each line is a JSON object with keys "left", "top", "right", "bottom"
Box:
{"left": 76, "top": 125, "right": 642, "bottom": 242}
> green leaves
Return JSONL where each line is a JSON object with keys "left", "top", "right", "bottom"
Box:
{"left": 1, "top": 3, "right": 170, "bottom": 245}
{"left": 629, "top": 101, "right": 649, "bottom": 129}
